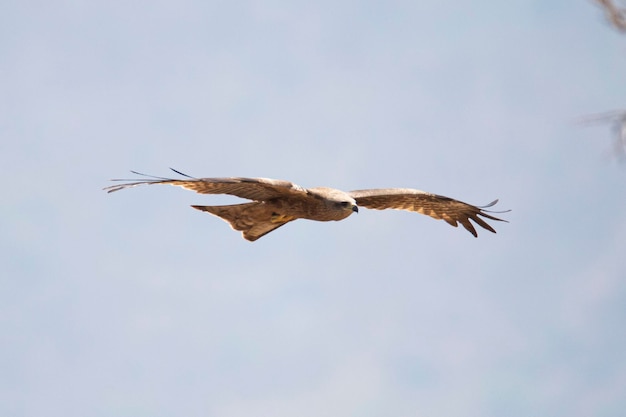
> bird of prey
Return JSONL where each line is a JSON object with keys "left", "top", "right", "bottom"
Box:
{"left": 104, "top": 169, "right": 508, "bottom": 241}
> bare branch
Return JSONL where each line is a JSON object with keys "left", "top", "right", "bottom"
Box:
{"left": 577, "top": 110, "right": 626, "bottom": 163}
{"left": 593, "top": 0, "right": 626, "bottom": 32}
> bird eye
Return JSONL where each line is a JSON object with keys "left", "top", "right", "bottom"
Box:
{"left": 340, "top": 202, "right": 350, "bottom": 207}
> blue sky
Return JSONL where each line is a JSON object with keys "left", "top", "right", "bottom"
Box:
{"left": 2, "top": 1, "right": 626, "bottom": 416}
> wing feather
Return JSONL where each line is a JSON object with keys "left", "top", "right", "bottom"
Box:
{"left": 104, "top": 169, "right": 308, "bottom": 202}
{"left": 349, "top": 188, "right": 508, "bottom": 237}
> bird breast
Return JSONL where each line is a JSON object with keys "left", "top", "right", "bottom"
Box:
{"left": 266, "top": 196, "right": 352, "bottom": 222}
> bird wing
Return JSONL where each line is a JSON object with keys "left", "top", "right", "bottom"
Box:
{"left": 104, "top": 169, "right": 309, "bottom": 202}
{"left": 348, "top": 188, "right": 508, "bottom": 237}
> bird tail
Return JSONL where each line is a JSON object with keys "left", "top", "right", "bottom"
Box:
{"left": 191, "top": 202, "right": 292, "bottom": 242}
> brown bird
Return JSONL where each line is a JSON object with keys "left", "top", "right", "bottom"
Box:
{"left": 104, "top": 169, "right": 508, "bottom": 241}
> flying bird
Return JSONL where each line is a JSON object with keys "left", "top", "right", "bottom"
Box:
{"left": 104, "top": 169, "right": 508, "bottom": 241}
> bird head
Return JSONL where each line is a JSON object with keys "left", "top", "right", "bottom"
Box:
{"left": 309, "top": 187, "right": 359, "bottom": 220}
{"left": 327, "top": 192, "right": 358, "bottom": 219}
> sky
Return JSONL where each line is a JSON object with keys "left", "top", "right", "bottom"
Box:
{"left": 2, "top": 1, "right": 626, "bottom": 416}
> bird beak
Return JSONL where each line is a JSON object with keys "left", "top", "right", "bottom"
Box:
{"left": 352, "top": 205, "right": 359, "bottom": 213}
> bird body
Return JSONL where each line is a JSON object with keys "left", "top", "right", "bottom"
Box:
{"left": 104, "top": 169, "right": 508, "bottom": 241}
{"left": 191, "top": 189, "right": 357, "bottom": 241}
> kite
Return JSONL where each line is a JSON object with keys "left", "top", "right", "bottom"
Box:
{"left": 104, "top": 169, "right": 508, "bottom": 241}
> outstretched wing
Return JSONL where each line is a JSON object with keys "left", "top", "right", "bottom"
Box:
{"left": 104, "top": 169, "right": 308, "bottom": 202}
{"left": 348, "top": 188, "right": 508, "bottom": 237}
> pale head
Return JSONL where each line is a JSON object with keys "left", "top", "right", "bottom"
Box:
{"left": 309, "top": 187, "right": 359, "bottom": 220}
